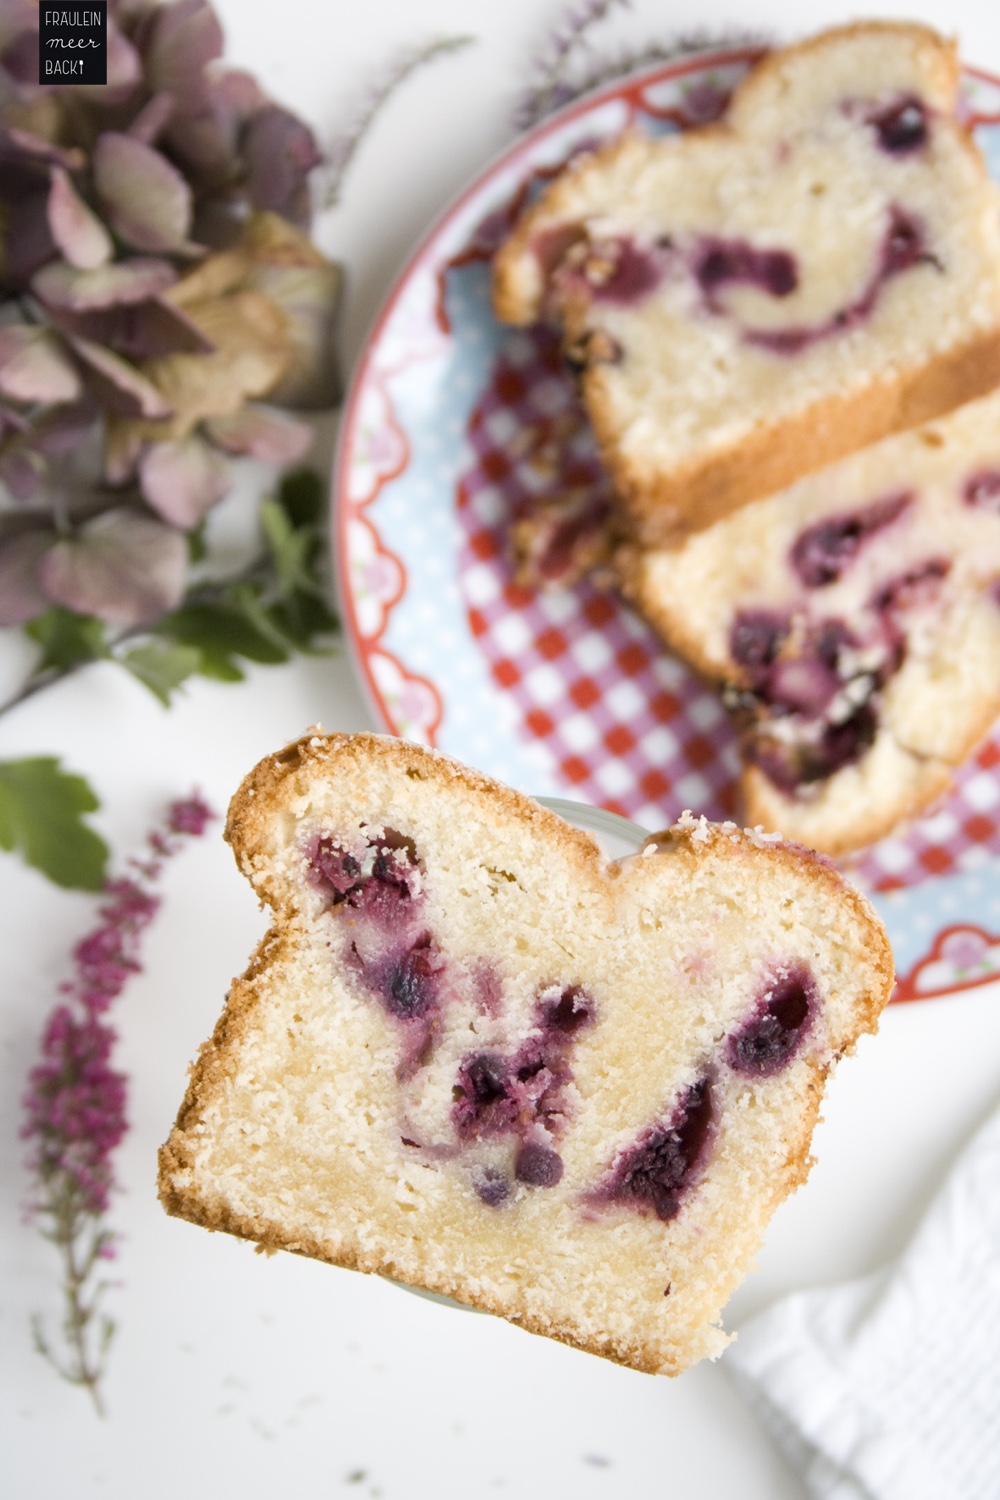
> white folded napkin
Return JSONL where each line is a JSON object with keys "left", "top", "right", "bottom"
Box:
{"left": 726, "top": 1098, "right": 1000, "bottom": 1500}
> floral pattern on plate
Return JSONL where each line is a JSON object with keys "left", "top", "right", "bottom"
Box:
{"left": 335, "top": 48, "right": 1000, "bottom": 1002}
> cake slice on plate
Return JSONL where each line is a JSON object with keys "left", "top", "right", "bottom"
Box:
{"left": 493, "top": 22, "right": 1000, "bottom": 544}
{"left": 619, "top": 388, "right": 1000, "bottom": 855}
{"left": 159, "top": 733, "right": 892, "bottom": 1375}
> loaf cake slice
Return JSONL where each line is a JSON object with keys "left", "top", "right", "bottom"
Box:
{"left": 158, "top": 732, "right": 892, "bottom": 1376}
{"left": 493, "top": 22, "right": 1000, "bottom": 546}
{"left": 619, "top": 388, "right": 1000, "bottom": 855}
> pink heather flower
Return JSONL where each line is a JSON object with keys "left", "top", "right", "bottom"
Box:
{"left": 23, "top": 788, "right": 216, "bottom": 1410}
{"left": 167, "top": 793, "right": 215, "bottom": 838}
{"left": 23, "top": 1007, "right": 127, "bottom": 1217}
{"left": 100, "top": 878, "right": 161, "bottom": 929}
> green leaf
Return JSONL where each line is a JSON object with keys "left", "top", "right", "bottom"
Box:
{"left": 276, "top": 467, "right": 323, "bottom": 529}
{"left": 0, "top": 757, "right": 108, "bottom": 890}
{"left": 259, "top": 496, "right": 313, "bottom": 599}
{"left": 269, "top": 589, "right": 339, "bottom": 650}
{"left": 156, "top": 600, "right": 289, "bottom": 677}
{"left": 186, "top": 520, "right": 208, "bottom": 564}
{"left": 223, "top": 582, "right": 299, "bottom": 655}
{"left": 121, "top": 642, "right": 202, "bottom": 705}
{"left": 179, "top": 643, "right": 245, "bottom": 683}
{"left": 25, "top": 607, "right": 108, "bottom": 673}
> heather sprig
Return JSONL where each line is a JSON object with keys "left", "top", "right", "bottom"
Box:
{"left": 516, "top": 2, "right": 768, "bottom": 130}
{"left": 515, "top": 0, "right": 631, "bottom": 130}
{"left": 322, "top": 35, "right": 475, "bottom": 210}
{"left": 22, "top": 792, "right": 214, "bottom": 1414}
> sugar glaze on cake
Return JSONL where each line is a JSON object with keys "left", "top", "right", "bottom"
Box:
{"left": 159, "top": 734, "right": 892, "bottom": 1375}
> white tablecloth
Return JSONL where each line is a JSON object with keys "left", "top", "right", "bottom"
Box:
{"left": 3, "top": 3, "right": 1000, "bottom": 1496}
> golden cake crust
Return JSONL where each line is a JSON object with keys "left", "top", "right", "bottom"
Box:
{"left": 617, "top": 389, "right": 1000, "bottom": 854}
{"left": 493, "top": 22, "right": 1000, "bottom": 544}
{"left": 159, "top": 733, "right": 892, "bottom": 1375}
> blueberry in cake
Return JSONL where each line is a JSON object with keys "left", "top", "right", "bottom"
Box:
{"left": 493, "top": 22, "right": 1000, "bottom": 545}
{"left": 619, "top": 389, "right": 1000, "bottom": 855}
{"left": 158, "top": 733, "right": 892, "bottom": 1375}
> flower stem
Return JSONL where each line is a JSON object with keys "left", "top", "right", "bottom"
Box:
{"left": 323, "top": 36, "right": 475, "bottom": 210}
{"left": 0, "top": 664, "right": 75, "bottom": 719}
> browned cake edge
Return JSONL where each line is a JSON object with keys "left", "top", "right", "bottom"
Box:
{"left": 492, "top": 21, "right": 1000, "bottom": 545}
{"left": 596, "top": 330, "right": 1000, "bottom": 547}
{"left": 158, "top": 734, "right": 893, "bottom": 1373}
{"left": 618, "top": 543, "right": 1000, "bottom": 854}
{"left": 493, "top": 22, "right": 959, "bottom": 327}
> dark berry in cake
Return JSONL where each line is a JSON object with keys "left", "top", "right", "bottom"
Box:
{"left": 475, "top": 1168, "right": 511, "bottom": 1207}
{"left": 727, "top": 965, "right": 816, "bottom": 1076}
{"left": 868, "top": 95, "right": 929, "bottom": 154}
{"left": 560, "top": 236, "right": 668, "bottom": 306}
{"left": 601, "top": 1080, "right": 714, "bottom": 1222}
{"left": 515, "top": 1143, "right": 565, "bottom": 1187}
{"left": 538, "top": 985, "right": 595, "bottom": 1035}
{"left": 750, "top": 701, "right": 879, "bottom": 792}
{"left": 964, "top": 470, "right": 1000, "bottom": 512}
{"left": 730, "top": 610, "right": 791, "bottom": 684}
{"left": 309, "top": 837, "right": 364, "bottom": 901}
{"left": 454, "top": 1052, "right": 519, "bottom": 1138}
{"left": 882, "top": 207, "right": 927, "bottom": 276}
{"left": 695, "top": 238, "right": 798, "bottom": 306}
{"left": 790, "top": 491, "right": 911, "bottom": 586}
{"left": 874, "top": 557, "right": 950, "bottom": 614}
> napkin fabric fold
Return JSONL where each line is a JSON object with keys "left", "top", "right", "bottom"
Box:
{"left": 726, "top": 1098, "right": 1000, "bottom": 1500}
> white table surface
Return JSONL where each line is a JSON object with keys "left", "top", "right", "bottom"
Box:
{"left": 4, "top": 2, "right": 1000, "bottom": 1496}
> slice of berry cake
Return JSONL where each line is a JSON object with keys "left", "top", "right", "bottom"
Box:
{"left": 158, "top": 733, "right": 892, "bottom": 1376}
{"left": 493, "top": 22, "right": 1000, "bottom": 546}
{"left": 619, "top": 388, "right": 1000, "bottom": 855}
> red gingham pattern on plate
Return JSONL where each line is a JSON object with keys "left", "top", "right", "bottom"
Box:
{"left": 854, "top": 736, "right": 1000, "bottom": 889}
{"left": 456, "top": 323, "right": 742, "bottom": 831}
{"left": 454, "top": 320, "right": 1000, "bottom": 890}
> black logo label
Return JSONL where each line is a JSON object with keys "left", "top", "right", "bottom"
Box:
{"left": 39, "top": 4, "right": 108, "bottom": 85}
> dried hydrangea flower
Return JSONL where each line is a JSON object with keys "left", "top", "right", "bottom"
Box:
{"left": 0, "top": 0, "right": 338, "bottom": 626}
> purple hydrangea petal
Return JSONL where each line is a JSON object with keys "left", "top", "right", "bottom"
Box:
{"left": 243, "top": 105, "right": 322, "bottom": 227}
{"left": 104, "top": 19, "right": 143, "bottom": 92}
{"left": 49, "top": 297, "right": 216, "bottom": 361}
{"left": 68, "top": 336, "right": 172, "bottom": 420}
{"left": 33, "top": 256, "right": 177, "bottom": 311}
{"left": 47, "top": 167, "right": 113, "bottom": 271}
{"left": 0, "top": 528, "right": 55, "bottom": 624}
{"left": 31, "top": 400, "right": 99, "bottom": 458}
{"left": 0, "top": 325, "right": 82, "bottom": 404}
{"left": 0, "top": 402, "right": 29, "bottom": 438}
{"left": 38, "top": 507, "right": 188, "bottom": 626}
{"left": 139, "top": 434, "right": 232, "bottom": 526}
{"left": 126, "top": 91, "right": 175, "bottom": 147}
{"left": 3, "top": 127, "right": 85, "bottom": 173}
{"left": 204, "top": 405, "right": 313, "bottom": 463}
{"left": 2, "top": 187, "right": 57, "bottom": 284}
{"left": 163, "top": 69, "right": 265, "bottom": 186}
{"left": 0, "top": 25, "right": 39, "bottom": 85}
{"left": 0, "top": 443, "right": 45, "bottom": 502}
{"left": 139, "top": 0, "right": 224, "bottom": 106}
{"left": 92, "top": 132, "right": 194, "bottom": 254}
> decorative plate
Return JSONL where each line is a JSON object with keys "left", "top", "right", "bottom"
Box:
{"left": 334, "top": 47, "right": 1000, "bottom": 1003}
